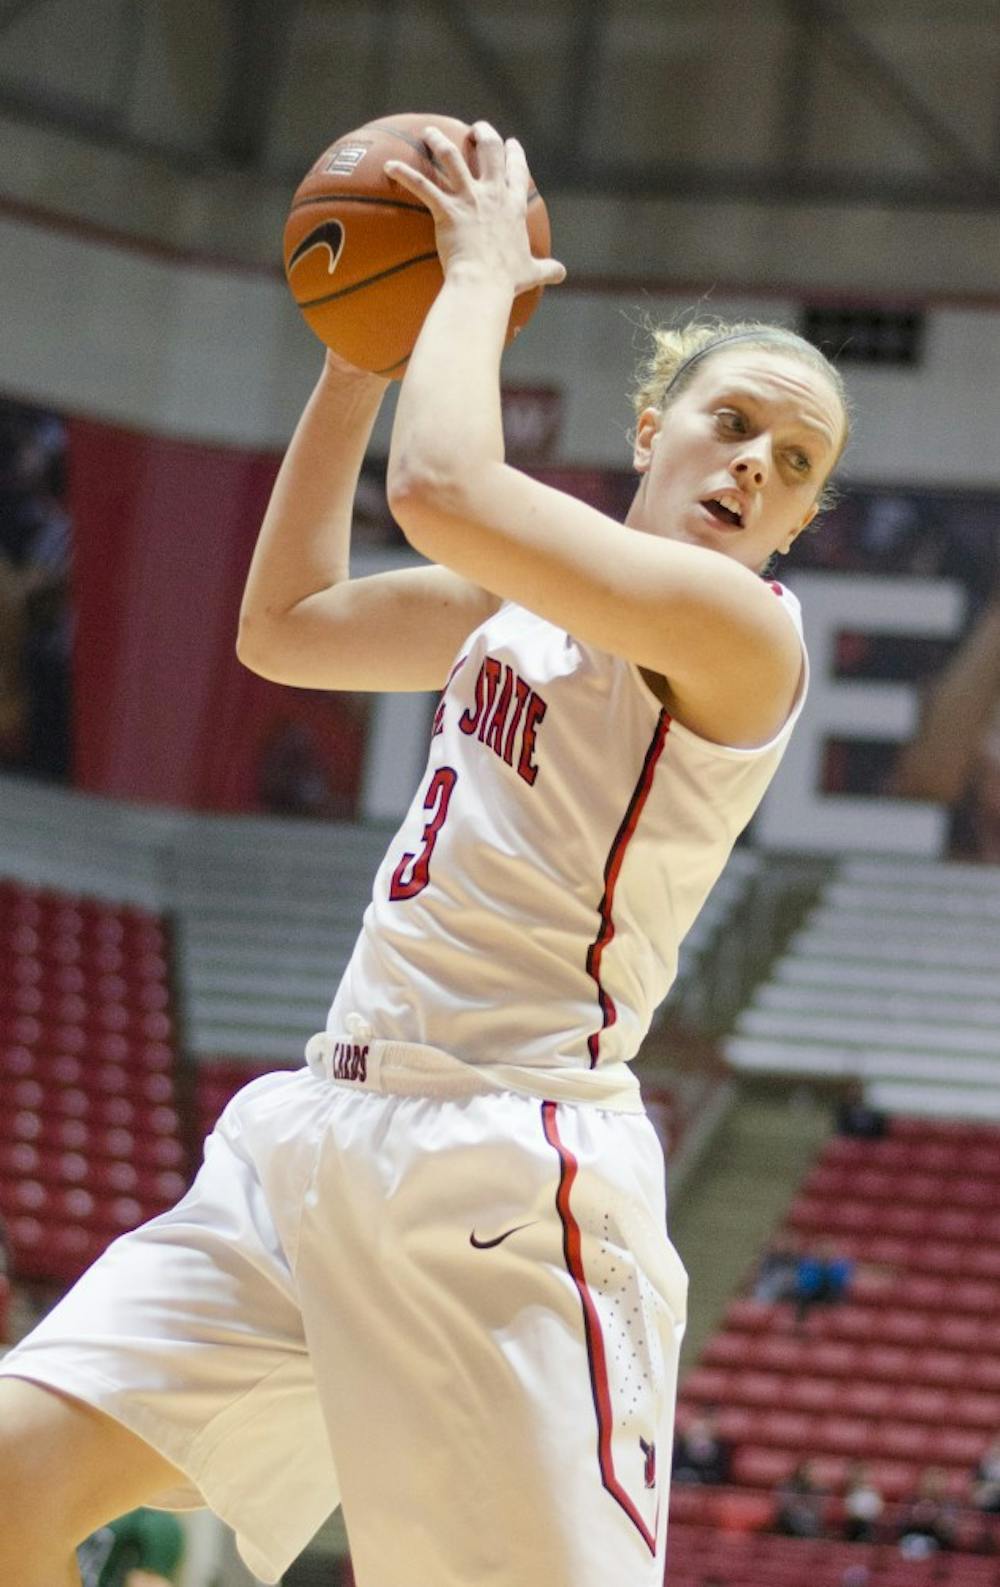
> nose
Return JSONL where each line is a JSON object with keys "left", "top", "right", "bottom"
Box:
{"left": 730, "top": 437, "right": 771, "bottom": 489}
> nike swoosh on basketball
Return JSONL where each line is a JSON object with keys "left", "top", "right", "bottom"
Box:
{"left": 469, "top": 1221, "right": 536, "bottom": 1249}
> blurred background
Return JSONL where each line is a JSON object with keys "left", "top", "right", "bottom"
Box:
{"left": 2, "top": 2, "right": 1000, "bottom": 1584}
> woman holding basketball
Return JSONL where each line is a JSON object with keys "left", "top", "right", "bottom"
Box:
{"left": 0, "top": 123, "right": 848, "bottom": 1587}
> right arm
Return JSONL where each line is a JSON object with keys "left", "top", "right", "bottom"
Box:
{"left": 236, "top": 352, "right": 500, "bottom": 692}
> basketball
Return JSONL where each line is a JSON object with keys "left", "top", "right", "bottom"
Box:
{"left": 282, "top": 112, "right": 551, "bottom": 378}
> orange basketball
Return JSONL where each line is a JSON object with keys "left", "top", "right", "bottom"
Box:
{"left": 283, "top": 112, "right": 551, "bottom": 378}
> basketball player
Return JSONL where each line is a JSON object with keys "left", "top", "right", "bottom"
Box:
{"left": 0, "top": 122, "right": 849, "bottom": 1587}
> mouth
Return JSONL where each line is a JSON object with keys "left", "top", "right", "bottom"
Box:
{"left": 700, "top": 494, "right": 745, "bottom": 529}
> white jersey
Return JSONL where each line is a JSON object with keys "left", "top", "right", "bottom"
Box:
{"left": 329, "top": 585, "right": 808, "bottom": 1074}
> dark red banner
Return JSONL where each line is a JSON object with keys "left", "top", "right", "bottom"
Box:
{"left": 67, "top": 416, "right": 368, "bottom": 815}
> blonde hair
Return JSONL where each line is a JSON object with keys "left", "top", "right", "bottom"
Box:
{"left": 631, "top": 317, "right": 850, "bottom": 512}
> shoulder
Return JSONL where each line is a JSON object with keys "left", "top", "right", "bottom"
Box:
{"left": 657, "top": 579, "right": 807, "bottom": 749}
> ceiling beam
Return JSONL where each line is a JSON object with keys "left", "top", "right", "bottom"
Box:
{"left": 216, "top": 0, "right": 298, "bottom": 169}
{"left": 541, "top": 155, "right": 1000, "bottom": 213}
{"left": 779, "top": 0, "right": 822, "bottom": 171}
{"left": 557, "top": 0, "right": 605, "bottom": 167}
{"left": 0, "top": 0, "right": 51, "bottom": 36}
{"left": 810, "top": 0, "right": 999, "bottom": 196}
{"left": 432, "top": 0, "right": 544, "bottom": 146}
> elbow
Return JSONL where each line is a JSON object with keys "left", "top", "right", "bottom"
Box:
{"left": 386, "top": 458, "right": 468, "bottom": 552}
{"left": 235, "top": 612, "right": 281, "bottom": 680}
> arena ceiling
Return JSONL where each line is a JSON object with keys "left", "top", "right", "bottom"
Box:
{"left": 0, "top": 0, "right": 999, "bottom": 211}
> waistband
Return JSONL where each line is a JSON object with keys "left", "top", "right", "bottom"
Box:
{"left": 304, "top": 1022, "right": 644, "bottom": 1114}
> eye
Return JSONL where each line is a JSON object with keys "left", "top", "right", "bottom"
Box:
{"left": 715, "top": 408, "right": 748, "bottom": 434}
{"left": 786, "top": 449, "right": 812, "bottom": 476}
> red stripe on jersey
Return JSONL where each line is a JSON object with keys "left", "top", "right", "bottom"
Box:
{"left": 585, "top": 709, "right": 671, "bottom": 1067}
{"left": 541, "top": 1101, "right": 658, "bottom": 1556}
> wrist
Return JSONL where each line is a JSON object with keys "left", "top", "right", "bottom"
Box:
{"left": 443, "top": 257, "right": 517, "bottom": 303}
{"left": 320, "top": 349, "right": 391, "bottom": 396}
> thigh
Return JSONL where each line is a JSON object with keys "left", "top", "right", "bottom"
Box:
{"left": 0, "top": 1071, "right": 343, "bottom": 1585}
{"left": 0, "top": 1377, "right": 185, "bottom": 1547}
{"left": 297, "top": 1088, "right": 687, "bottom": 1587}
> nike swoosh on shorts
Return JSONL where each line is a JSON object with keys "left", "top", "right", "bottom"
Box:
{"left": 469, "top": 1221, "right": 536, "bottom": 1249}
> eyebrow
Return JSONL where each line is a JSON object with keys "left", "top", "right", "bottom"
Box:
{"left": 711, "top": 385, "right": 839, "bottom": 448}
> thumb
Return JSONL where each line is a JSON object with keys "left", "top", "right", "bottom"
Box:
{"left": 535, "top": 256, "right": 567, "bottom": 289}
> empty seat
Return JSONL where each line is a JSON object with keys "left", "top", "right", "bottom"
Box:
{"left": 679, "top": 1366, "right": 731, "bottom": 1403}
{"left": 731, "top": 1445, "right": 794, "bottom": 1488}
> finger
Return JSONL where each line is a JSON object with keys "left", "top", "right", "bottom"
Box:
{"left": 384, "top": 159, "right": 450, "bottom": 217}
{"left": 470, "top": 120, "right": 506, "bottom": 180}
{"left": 422, "top": 126, "right": 475, "bottom": 193}
{"left": 535, "top": 257, "right": 568, "bottom": 289}
{"left": 504, "top": 136, "right": 531, "bottom": 200}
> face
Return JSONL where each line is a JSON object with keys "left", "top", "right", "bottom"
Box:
{"left": 627, "top": 347, "right": 845, "bottom": 573}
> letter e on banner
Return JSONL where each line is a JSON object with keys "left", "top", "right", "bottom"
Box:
{"left": 755, "top": 573, "right": 966, "bottom": 855}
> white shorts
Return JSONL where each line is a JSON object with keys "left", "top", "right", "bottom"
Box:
{"left": 0, "top": 1041, "right": 687, "bottom": 1587}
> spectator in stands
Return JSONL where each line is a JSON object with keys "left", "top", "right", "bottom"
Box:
{"left": 258, "top": 718, "right": 336, "bottom": 817}
{"left": 842, "top": 1461, "right": 885, "bottom": 1543}
{"left": 839, "top": 1568, "right": 871, "bottom": 1587}
{"left": 835, "top": 1080, "right": 887, "bottom": 1140}
{"left": 755, "top": 1225, "right": 803, "bottom": 1301}
{"left": 672, "top": 1409, "right": 733, "bottom": 1485}
{"left": 972, "top": 1435, "right": 1000, "bottom": 1514}
{"left": 887, "top": 588, "right": 1000, "bottom": 860}
{"left": 896, "top": 1467, "right": 958, "bottom": 1558}
{"left": 752, "top": 1228, "right": 803, "bottom": 1304}
{"left": 793, "top": 1239, "right": 854, "bottom": 1326}
{"left": 76, "top": 1506, "right": 184, "bottom": 1587}
{"left": 0, "top": 402, "right": 72, "bottom": 780}
{"left": 774, "top": 1459, "right": 826, "bottom": 1539}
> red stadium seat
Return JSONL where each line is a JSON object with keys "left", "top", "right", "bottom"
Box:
{"left": 0, "top": 1140, "right": 40, "bottom": 1177}
{"left": 855, "top": 1344, "right": 910, "bottom": 1384}
{"left": 723, "top": 1297, "right": 777, "bottom": 1334}
{"left": 680, "top": 1366, "right": 731, "bottom": 1403}
{"left": 728, "top": 1370, "right": 785, "bottom": 1407}
{"left": 952, "top": 1390, "right": 1000, "bottom": 1429}
{"left": 892, "top": 1384, "right": 952, "bottom": 1423}
{"left": 731, "top": 1445, "right": 794, "bottom": 1488}
{"left": 876, "top": 1309, "right": 928, "bottom": 1347}
{"left": 784, "top": 1376, "right": 840, "bottom": 1414}
{"left": 702, "top": 1332, "right": 756, "bottom": 1370}
{"left": 872, "top": 1419, "right": 935, "bottom": 1461}
{"left": 813, "top": 1414, "right": 874, "bottom": 1456}
{"left": 750, "top": 1409, "right": 812, "bottom": 1449}
{"left": 839, "top": 1379, "right": 896, "bottom": 1419}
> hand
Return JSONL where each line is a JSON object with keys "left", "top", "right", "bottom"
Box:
{"left": 385, "top": 121, "right": 566, "bottom": 298}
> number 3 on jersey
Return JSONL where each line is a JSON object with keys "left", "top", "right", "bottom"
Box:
{"left": 388, "top": 767, "right": 458, "bottom": 901}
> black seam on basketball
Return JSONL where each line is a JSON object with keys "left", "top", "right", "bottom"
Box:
{"left": 298, "top": 251, "right": 440, "bottom": 309}
{"left": 380, "top": 127, "right": 445, "bottom": 173}
{"left": 289, "top": 193, "right": 429, "bottom": 216}
{"left": 378, "top": 127, "right": 541, "bottom": 202}
{"left": 375, "top": 353, "right": 410, "bottom": 377}
{"left": 292, "top": 187, "right": 539, "bottom": 215}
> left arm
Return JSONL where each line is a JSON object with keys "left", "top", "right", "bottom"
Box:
{"left": 385, "top": 126, "right": 803, "bottom": 748}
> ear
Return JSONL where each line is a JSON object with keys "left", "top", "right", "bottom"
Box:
{"left": 633, "top": 406, "right": 661, "bottom": 474}
{"left": 779, "top": 500, "right": 819, "bottom": 554}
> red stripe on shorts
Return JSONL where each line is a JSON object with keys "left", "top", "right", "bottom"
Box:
{"left": 541, "top": 1100, "right": 657, "bottom": 1556}
{"left": 585, "top": 709, "right": 671, "bottom": 1067}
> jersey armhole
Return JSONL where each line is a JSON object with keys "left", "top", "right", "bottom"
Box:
{"left": 628, "top": 592, "right": 810, "bottom": 761}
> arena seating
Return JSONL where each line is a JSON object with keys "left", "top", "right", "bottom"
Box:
{"left": 0, "top": 879, "right": 188, "bottom": 1284}
{"left": 669, "top": 1115, "right": 1000, "bottom": 1581}
{"left": 725, "top": 856, "right": 1000, "bottom": 1121}
{"left": 193, "top": 1056, "right": 295, "bottom": 1146}
{"left": 666, "top": 1519, "right": 1000, "bottom": 1586}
